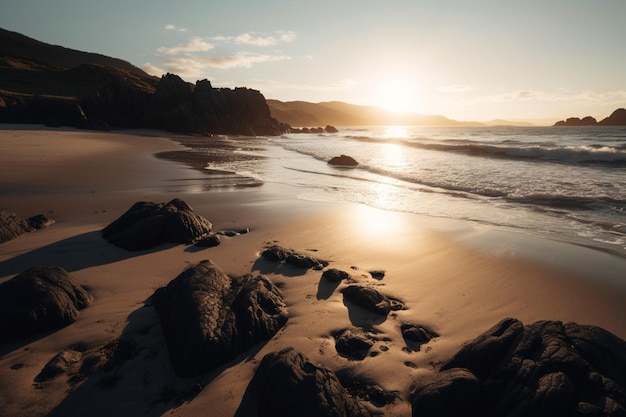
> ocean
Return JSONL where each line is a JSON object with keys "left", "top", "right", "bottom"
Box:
{"left": 195, "top": 125, "right": 626, "bottom": 258}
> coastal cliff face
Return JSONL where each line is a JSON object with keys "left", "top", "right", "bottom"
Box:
{"left": 0, "top": 28, "right": 288, "bottom": 135}
{"left": 554, "top": 108, "right": 626, "bottom": 126}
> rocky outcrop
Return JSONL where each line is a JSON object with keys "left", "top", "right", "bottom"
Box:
{"left": 328, "top": 154, "right": 359, "bottom": 166}
{"left": 101, "top": 198, "right": 213, "bottom": 251}
{"left": 412, "top": 318, "right": 626, "bottom": 417}
{"left": 0, "top": 208, "right": 53, "bottom": 243}
{"left": 151, "top": 260, "right": 287, "bottom": 377}
{"left": 261, "top": 245, "right": 329, "bottom": 269}
{"left": 0, "top": 266, "right": 93, "bottom": 343}
{"left": 555, "top": 108, "right": 626, "bottom": 126}
{"left": 322, "top": 268, "right": 351, "bottom": 282}
{"left": 333, "top": 328, "right": 376, "bottom": 360}
{"left": 599, "top": 108, "right": 626, "bottom": 126}
{"left": 342, "top": 285, "right": 404, "bottom": 316}
{"left": 252, "top": 347, "right": 371, "bottom": 417}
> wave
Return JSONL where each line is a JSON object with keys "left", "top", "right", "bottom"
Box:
{"left": 345, "top": 135, "right": 626, "bottom": 166}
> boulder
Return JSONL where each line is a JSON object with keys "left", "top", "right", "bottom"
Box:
{"left": 342, "top": 285, "right": 403, "bottom": 316}
{"left": 334, "top": 328, "right": 376, "bottom": 360}
{"left": 599, "top": 108, "right": 626, "bottom": 126}
{"left": 401, "top": 323, "right": 439, "bottom": 351}
{"left": 0, "top": 266, "right": 93, "bottom": 342}
{"left": 325, "top": 125, "right": 339, "bottom": 133}
{"left": 0, "top": 208, "right": 53, "bottom": 243}
{"left": 101, "top": 198, "right": 212, "bottom": 251}
{"left": 253, "top": 347, "right": 371, "bottom": 417}
{"left": 328, "top": 154, "right": 358, "bottom": 166}
{"left": 151, "top": 259, "right": 287, "bottom": 377}
{"left": 261, "top": 245, "right": 328, "bottom": 269}
{"left": 322, "top": 268, "right": 350, "bottom": 283}
{"left": 412, "top": 318, "right": 626, "bottom": 417}
{"left": 194, "top": 233, "right": 221, "bottom": 248}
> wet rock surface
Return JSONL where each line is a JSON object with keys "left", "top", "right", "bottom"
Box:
{"left": 151, "top": 259, "right": 287, "bottom": 377}
{"left": 102, "top": 198, "right": 213, "bottom": 251}
{"left": 412, "top": 318, "right": 626, "bottom": 417}
{"left": 0, "top": 266, "right": 92, "bottom": 342}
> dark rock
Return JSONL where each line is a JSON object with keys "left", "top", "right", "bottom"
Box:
{"left": 325, "top": 124, "right": 339, "bottom": 133}
{"left": 369, "top": 270, "right": 385, "bottom": 280}
{"left": 151, "top": 259, "right": 287, "bottom": 377}
{"left": 194, "top": 233, "right": 221, "bottom": 247}
{"left": 412, "top": 368, "right": 481, "bottom": 417}
{"left": 413, "top": 318, "right": 626, "bottom": 417}
{"left": 342, "top": 285, "right": 403, "bottom": 316}
{"left": 329, "top": 154, "right": 359, "bottom": 166}
{"left": 261, "top": 245, "right": 328, "bottom": 269}
{"left": 323, "top": 268, "right": 350, "bottom": 283}
{"left": 0, "top": 208, "right": 53, "bottom": 243}
{"left": 599, "top": 108, "right": 626, "bottom": 126}
{"left": 334, "top": 328, "right": 376, "bottom": 360}
{"left": 253, "top": 347, "right": 371, "bottom": 417}
{"left": 401, "top": 323, "right": 439, "bottom": 351}
{"left": 0, "top": 266, "right": 93, "bottom": 342}
{"left": 35, "top": 349, "right": 83, "bottom": 382}
{"left": 101, "top": 198, "right": 212, "bottom": 251}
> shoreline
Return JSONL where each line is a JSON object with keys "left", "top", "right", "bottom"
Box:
{"left": 1, "top": 126, "right": 625, "bottom": 417}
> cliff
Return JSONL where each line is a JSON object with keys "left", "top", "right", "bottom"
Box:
{"left": 0, "top": 28, "right": 287, "bottom": 135}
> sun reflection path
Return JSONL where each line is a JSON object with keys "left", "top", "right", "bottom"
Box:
{"left": 382, "top": 125, "right": 410, "bottom": 139}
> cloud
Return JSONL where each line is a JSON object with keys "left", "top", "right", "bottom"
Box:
{"left": 161, "top": 53, "right": 291, "bottom": 71}
{"left": 164, "top": 24, "right": 189, "bottom": 32}
{"left": 157, "top": 37, "right": 214, "bottom": 55}
{"left": 211, "top": 31, "right": 296, "bottom": 46}
{"left": 140, "top": 62, "right": 165, "bottom": 76}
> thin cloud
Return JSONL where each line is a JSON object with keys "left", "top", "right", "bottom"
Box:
{"left": 164, "top": 24, "right": 189, "bottom": 32}
{"left": 157, "top": 37, "right": 214, "bottom": 55}
{"left": 211, "top": 31, "right": 296, "bottom": 46}
{"left": 141, "top": 62, "right": 165, "bottom": 76}
{"left": 439, "top": 84, "right": 474, "bottom": 93}
{"left": 160, "top": 53, "right": 291, "bottom": 73}
{"left": 464, "top": 89, "right": 626, "bottom": 106}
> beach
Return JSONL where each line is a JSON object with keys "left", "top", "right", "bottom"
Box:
{"left": 1, "top": 126, "right": 625, "bottom": 417}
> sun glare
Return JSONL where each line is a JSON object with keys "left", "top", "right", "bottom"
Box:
{"left": 370, "top": 74, "right": 421, "bottom": 114}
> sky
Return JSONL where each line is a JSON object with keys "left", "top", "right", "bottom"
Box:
{"left": 1, "top": 0, "right": 625, "bottom": 123}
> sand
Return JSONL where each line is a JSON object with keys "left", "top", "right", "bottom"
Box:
{"left": 1, "top": 126, "right": 625, "bottom": 417}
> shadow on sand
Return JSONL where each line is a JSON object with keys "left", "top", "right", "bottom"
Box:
{"left": 42, "top": 299, "right": 266, "bottom": 417}
{"left": 0, "top": 231, "right": 178, "bottom": 277}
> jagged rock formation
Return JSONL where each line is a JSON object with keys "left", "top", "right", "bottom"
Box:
{"left": 101, "top": 198, "right": 213, "bottom": 251}
{"left": 252, "top": 347, "right": 371, "bottom": 417}
{"left": 412, "top": 318, "right": 626, "bottom": 417}
{"left": 0, "top": 266, "right": 93, "bottom": 343}
{"left": 555, "top": 108, "right": 626, "bottom": 126}
{"left": 0, "top": 208, "right": 53, "bottom": 243}
{"left": 0, "top": 29, "right": 288, "bottom": 135}
{"left": 151, "top": 260, "right": 288, "bottom": 377}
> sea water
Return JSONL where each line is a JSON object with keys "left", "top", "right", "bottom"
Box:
{"left": 201, "top": 125, "right": 626, "bottom": 257}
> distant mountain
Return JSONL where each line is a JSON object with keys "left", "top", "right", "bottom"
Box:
{"left": 267, "top": 99, "right": 532, "bottom": 127}
{"left": 554, "top": 108, "right": 626, "bottom": 126}
{"left": 0, "top": 28, "right": 286, "bottom": 135}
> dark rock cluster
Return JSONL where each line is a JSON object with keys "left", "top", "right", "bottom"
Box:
{"left": 289, "top": 124, "right": 338, "bottom": 134}
{"left": 151, "top": 259, "right": 288, "bottom": 377}
{"left": 555, "top": 108, "right": 626, "bottom": 126}
{"left": 101, "top": 198, "right": 213, "bottom": 251}
{"left": 0, "top": 207, "right": 53, "bottom": 243}
{"left": 0, "top": 266, "right": 92, "bottom": 343}
{"left": 342, "top": 285, "right": 404, "bottom": 316}
{"left": 412, "top": 318, "right": 626, "bottom": 417}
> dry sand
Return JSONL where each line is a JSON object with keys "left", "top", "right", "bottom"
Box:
{"left": 1, "top": 126, "right": 625, "bottom": 417}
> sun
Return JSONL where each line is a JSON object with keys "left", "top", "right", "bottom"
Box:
{"left": 370, "top": 74, "right": 422, "bottom": 114}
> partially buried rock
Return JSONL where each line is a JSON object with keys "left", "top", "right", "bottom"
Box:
{"left": 0, "top": 266, "right": 93, "bottom": 343}
{"left": 401, "top": 323, "right": 439, "bottom": 351}
{"left": 195, "top": 233, "right": 221, "bottom": 247}
{"left": 0, "top": 208, "right": 54, "bottom": 243}
{"left": 151, "top": 259, "right": 287, "bottom": 377}
{"left": 261, "top": 245, "right": 328, "bottom": 270}
{"left": 412, "top": 317, "right": 626, "bottom": 417}
{"left": 253, "top": 347, "right": 371, "bottom": 417}
{"left": 101, "top": 198, "right": 212, "bottom": 251}
{"left": 342, "top": 285, "right": 403, "bottom": 316}
{"left": 328, "top": 154, "right": 358, "bottom": 166}
{"left": 323, "top": 268, "right": 351, "bottom": 283}
{"left": 334, "top": 328, "right": 376, "bottom": 360}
